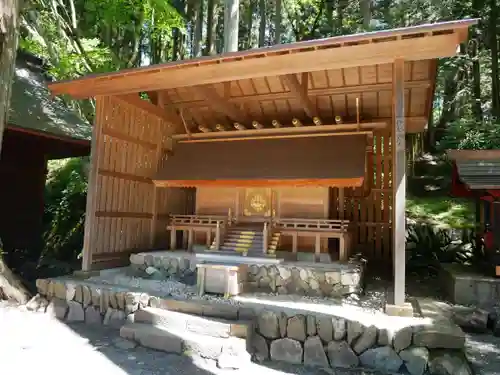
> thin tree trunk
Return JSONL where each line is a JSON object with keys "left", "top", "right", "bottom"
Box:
{"left": 258, "top": 0, "right": 266, "bottom": 47}
{"left": 0, "top": 0, "right": 32, "bottom": 305}
{"left": 325, "top": 0, "right": 334, "bottom": 35}
{"left": 205, "top": 0, "right": 218, "bottom": 55}
{"left": 336, "top": 0, "right": 346, "bottom": 35}
{"left": 361, "top": 0, "right": 371, "bottom": 30}
{"left": 193, "top": 0, "right": 204, "bottom": 57}
{"left": 274, "top": 0, "right": 281, "bottom": 44}
{"left": 223, "top": 0, "right": 239, "bottom": 52}
{"left": 246, "top": 0, "right": 254, "bottom": 49}
{"left": 489, "top": 0, "right": 500, "bottom": 118}
{"left": 470, "top": 38, "right": 482, "bottom": 122}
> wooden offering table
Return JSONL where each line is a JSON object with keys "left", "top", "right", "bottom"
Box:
{"left": 196, "top": 262, "right": 248, "bottom": 297}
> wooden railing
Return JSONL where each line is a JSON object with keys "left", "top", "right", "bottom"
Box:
{"left": 273, "top": 218, "right": 352, "bottom": 232}
{"left": 167, "top": 214, "right": 228, "bottom": 251}
{"left": 272, "top": 217, "right": 353, "bottom": 261}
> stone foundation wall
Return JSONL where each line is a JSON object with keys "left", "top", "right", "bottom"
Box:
{"left": 250, "top": 310, "right": 472, "bottom": 375}
{"left": 246, "top": 263, "right": 362, "bottom": 297}
{"left": 130, "top": 251, "right": 364, "bottom": 297}
{"left": 31, "top": 277, "right": 472, "bottom": 375}
{"left": 30, "top": 278, "right": 153, "bottom": 327}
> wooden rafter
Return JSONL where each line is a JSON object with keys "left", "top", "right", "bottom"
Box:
{"left": 280, "top": 73, "right": 317, "bottom": 118}
{"left": 168, "top": 80, "right": 432, "bottom": 110}
{"left": 197, "top": 84, "right": 249, "bottom": 124}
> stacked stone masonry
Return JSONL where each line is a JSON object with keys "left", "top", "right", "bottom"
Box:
{"left": 31, "top": 277, "right": 473, "bottom": 375}
{"left": 129, "top": 251, "right": 364, "bottom": 297}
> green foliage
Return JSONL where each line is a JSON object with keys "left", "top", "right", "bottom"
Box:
{"left": 406, "top": 196, "right": 475, "bottom": 229}
{"left": 42, "top": 158, "right": 88, "bottom": 263}
{"left": 406, "top": 224, "right": 477, "bottom": 275}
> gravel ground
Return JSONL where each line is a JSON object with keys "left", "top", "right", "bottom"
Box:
{"left": 0, "top": 301, "right": 386, "bottom": 375}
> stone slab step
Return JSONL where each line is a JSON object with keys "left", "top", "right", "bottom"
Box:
{"left": 134, "top": 307, "right": 248, "bottom": 338}
{"left": 120, "top": 322, "right": 251, "bottom": 363}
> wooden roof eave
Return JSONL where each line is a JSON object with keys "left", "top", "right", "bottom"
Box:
{"left": 47, "top": 19, "right": 477, "bottom": 99}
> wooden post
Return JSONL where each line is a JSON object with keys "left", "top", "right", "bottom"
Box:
{"left": 188, "top": 229, "right": 194, "bottom": 252}
{"left": 81, "top": 97, "right": 104, "bottom": 271}
{"left": 392, "top": 59, "right": 406, "bottom": 307}
{"left": 150, "top": 186, "right": 158, "bottom": 248}
{"left": 170, "top": 226, "right": 177, "bottom": 250}
{"left": 215, "top": 221, "right": 221, "bottom": 250}
{"left": 263, "top": 222, "right": 268, "bottom": 254}
{"left": 292, "top": 233, "right": 298, "bottom": 254}
{"left": 315, "top": 234, "right": 321, "bottom": 262}
{"left": 339, "top": 236, "right": 346, "bottom": 261}
{"left": 206, "top": 229, "right": 212, "bottom": 248}
{"left": 338, "top": 188, "right": 344, "bottom": 220}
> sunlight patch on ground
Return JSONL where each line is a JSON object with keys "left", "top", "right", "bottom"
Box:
{"left": 406, "top": 196, "right": 474, "bottom": 228}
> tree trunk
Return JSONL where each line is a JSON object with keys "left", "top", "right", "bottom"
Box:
{"left": 470, "top": 37, "right": 483, "bottom": 122}
{"left": 205, "top": 0, "right": 219, "bottom": 55}
{"left": 246, "top": 0, "right": 255, "bottom": 49}
{"left": 0, "top": 0, "right": 32, "bottom": 305}
{"left": 224, "top": 0, "right": 239, "bottom": 52}
{"left": 361, "top": 0, "right": 371, "bottom": 30}
{"left": 258, "top": 0, "right": 266, "bottom": 47}
{"left": 274, "top": 0, "right": 281, "bottom": 44}
{"left": 489, "top": 0, "right": 500, "bottom": 118}
{"left": 193, "top": 0, "right": 204, "bottom": 57}
{"left": 336, "top": 0, "right": 346, "bottom": 35}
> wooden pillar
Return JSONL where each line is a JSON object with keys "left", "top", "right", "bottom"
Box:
{"left": 170, "top": 227, "right": 177, "bottom": 250}
{"left": 314, "top": 234, "right": 321, "bottom": 262}
{"left": 188, "top": 229, "right": 194, "bottom": 252}
{"left": 338, "top": 188, "right": 344, "bottom": 220}
{"left": 292, "top": 233, "right": 298, "bottom": 254}
{"left": 81, "top": 97, "right": 104, "bottom": 271}
{"left": 391, "top": 59, "right": 406, "bottom": 307}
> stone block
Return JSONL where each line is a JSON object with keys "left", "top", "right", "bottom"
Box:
{"left": 428, "top": 350, "right": 472, "bottom": 375}
{"left": 26, "top": 294, "right": 48, "bottom": 312}
{"left": 53, "top": 281, "right": 67, "bottom": 300}
{"left": 85, "top": 306, "right": 102, "bottom": 325}
{"left": 250, "top": 333, "right": 269, "bottom": 361}
{"left": 66, "top": 300, "right": 85, "bottom": 322}
{"left": 400, "top": 346, "right": 429, "bottom": 375}
{"left": 307, "top": 315, "right": 317, "bottom": 337}
{"left": 35, "top": 279, "right": 49, "bottom": 295}
{"left": 304, "top": 336, "right": 329, "bottom": 368}
{"left": 104, "top": 308, "right": 126, "bottom": 328}
{"left": 352, "top": 325, "right": 377, "bottom": 354}
{"left": 452, "top": 306, "right": 489, "bottom": 333}
{"left": 202, "top": 303, "right": 238, "bottom": 320}
{"left": 279, "top": 312, "right": 288, "bottom": 338}
{"left": 46, "top": 298, "right": 68, "bottom": 320}
{"left": 82, "top": 285, "right": 92, "bottom": 307}
{"left": 65, "top": 282, "right": 77, "bottom": 301}
{"left": 270, "top": 338, "right": 303, "bottom": 365}
{"left": 385, "top": 302, "right": 414, "bottom": 317}
{"left": 359, "top": 346, "right": 403, "bottom": 373}
{"left": 347, "top": 320, "right": 364, "bottom": 345}
{"left": 413, "top": 323, "right": 465, "bottom": 349}
{"left": 333, "top": 318, "right": 347, "bottom": 341}
{"left": 287, "top": 315, "right": 307, "bottom": 342}
{"left": 327, "top": 341, "right": 359, "bottom": 368}
{"left": 393, "top": 325, "right": 413, "bottom": 352}
{"left": 317, "top": 316, "right": 333, "bottom": 342}
{"left": 258, "top": 310, "right": 280, "bottom": 339}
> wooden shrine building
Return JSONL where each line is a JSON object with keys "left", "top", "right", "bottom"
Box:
{"left": 48, "top": 19, "right": 476, "bottom": 309}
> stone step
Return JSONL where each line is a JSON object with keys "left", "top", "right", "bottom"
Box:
{"left": 134, "top": 307, "right": 248, "bottom": 338}
{"left": 120, "top": 322, "right": 251, "bottom": 366}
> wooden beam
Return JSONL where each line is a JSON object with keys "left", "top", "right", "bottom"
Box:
{"left": 167, "top": 80, "right": 432, "bottom": 110}
{"left": 280, "top": 73, "right": 317, "bottom": 118}
{"left": 172, "top": 121, "right": 386, "bottom": 140}
{"left": 114, "top": 94, "right": 181, "bottom": 129}
{"left": 391, "top": 58, "right": 406, "bottom": 307}
{"left": 197, "top": 84, "right": 249, "bottom": 124}
{"left": 50, "top": 30, "right": 467, "bottom": 98}
{"left": 179, "top": 130, "right": 374, "bottom": 143}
